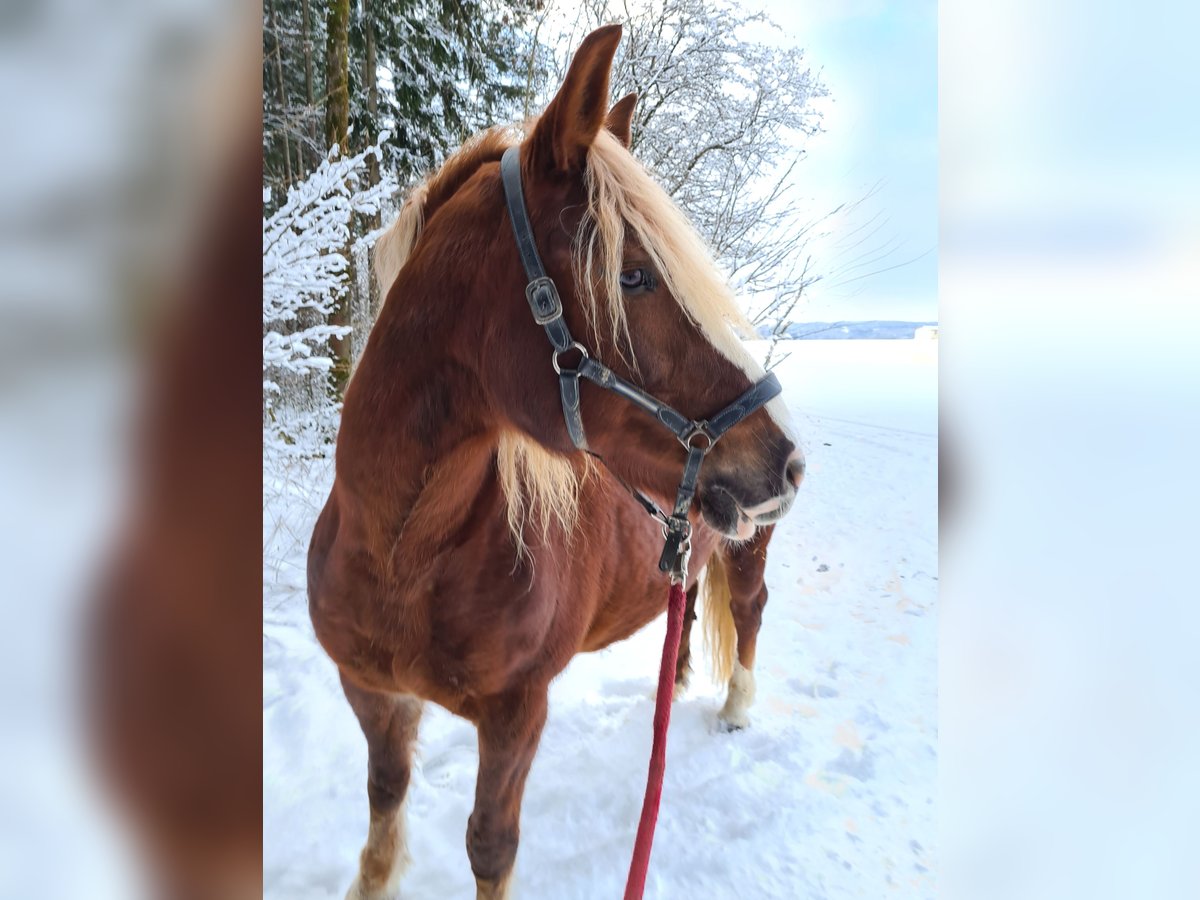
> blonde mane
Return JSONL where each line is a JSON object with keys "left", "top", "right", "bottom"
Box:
{"left": 373, "top": 182, "right": 426, "bottom": 300}
{"left": 372, "top": 124, "right": 770, "bottom": 550}
{"left": 578, "top": 129, "right": 765, "bottom": 378}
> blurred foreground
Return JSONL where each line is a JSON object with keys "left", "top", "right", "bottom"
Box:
{"left": 0, "top": 1, "right": 261, "bottom": 897}
{"left": 941, "top": 3, "right": 1200, "bottom": 898}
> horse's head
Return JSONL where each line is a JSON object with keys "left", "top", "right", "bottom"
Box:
{"left": 476, "top": 25, "right": 802, "bottom": 540}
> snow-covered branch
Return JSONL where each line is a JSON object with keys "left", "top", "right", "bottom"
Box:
{"left": 263, "top": 140, "right": 397, "bottom": 454}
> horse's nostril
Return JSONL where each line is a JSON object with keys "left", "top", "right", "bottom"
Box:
{"left": 785, "top": 452, "right": 806, "bottom": 489}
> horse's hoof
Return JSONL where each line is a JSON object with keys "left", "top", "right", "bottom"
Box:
{"left": 475, "top": 871, "right": 514, "bottom": 899}
{"left": 717, "top": 711, "right": 750, "bottom": 732}
{"left": 345, "top": 876, "right": 402, "bottom": 900}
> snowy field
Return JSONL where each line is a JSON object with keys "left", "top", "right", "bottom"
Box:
{"left": 263, "top": 338, "right": 938, "bottom": 899}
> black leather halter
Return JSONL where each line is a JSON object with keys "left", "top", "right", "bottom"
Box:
{"left": 500, "top": 145, "right": 782, "bottom": 580}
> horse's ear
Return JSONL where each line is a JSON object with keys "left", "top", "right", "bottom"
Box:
{"left": 528, "top": 24, "right": 623, "bottom": 173}
{"left": 605, "top": 92, "right": 637, "bottom": 148}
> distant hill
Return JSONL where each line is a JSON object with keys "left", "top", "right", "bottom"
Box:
{"left": 758, "top": 321, "right": 939, "bottom": 340}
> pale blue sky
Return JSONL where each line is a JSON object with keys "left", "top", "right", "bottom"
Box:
{"left": 752, "top": 0, "right": 937, "bottom": 322}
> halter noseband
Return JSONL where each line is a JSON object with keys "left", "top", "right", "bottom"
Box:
{"left": 500, "top": 146, "right": 782, "bottom": 581}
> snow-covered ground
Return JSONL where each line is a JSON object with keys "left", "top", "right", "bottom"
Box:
{"left": 263, "top": 338, "right": 938, "bottom": 899}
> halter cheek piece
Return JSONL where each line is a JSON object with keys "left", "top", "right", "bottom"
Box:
{"left": 500, "top": 146, "right": 782, "bottom": 581}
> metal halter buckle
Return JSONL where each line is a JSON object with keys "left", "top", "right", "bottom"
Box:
{"left": 525, "top": 276, "right": 563, "bottom": 325}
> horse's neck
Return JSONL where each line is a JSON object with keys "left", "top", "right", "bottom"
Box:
{"left": 337, "top": 315, "right": 502, "bottom": 563}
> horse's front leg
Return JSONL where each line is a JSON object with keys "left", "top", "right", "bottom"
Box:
{"left": 340, "top": 673, "right": 424, "bottom": 900}
{"left": 719, "top": 525, "right": 774, "bottom": 730}
{"left": 468, "top": 684, "right": 549, "bottom": 900}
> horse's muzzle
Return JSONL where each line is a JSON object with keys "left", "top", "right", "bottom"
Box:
{"left": 698, "top": 445, "right": 803, "bottom": 539}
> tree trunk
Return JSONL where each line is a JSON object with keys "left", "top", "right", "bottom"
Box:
{"left": 266, "top": 0, "right": 293, "bottom": 189}
{"left": 324, "top": 0, "right": 350, "bottom": 151}
{"left": 363, "top": 0, "right": 379, "bottom": 186}
{"left": 325, "top": 0, "right": 351, "bottom": 391}
{"left": 301, "top": 0, "right": 317, "bottom": 167}
{"left": 362, "top": 0, "right": 383, "bottom": 325}
{"left": 302, "top": 0, "right": 315, "bottom": 106}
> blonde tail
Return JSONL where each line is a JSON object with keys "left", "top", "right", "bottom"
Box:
{"left": 702, "top": 549, "right": 737, "bottom": 685}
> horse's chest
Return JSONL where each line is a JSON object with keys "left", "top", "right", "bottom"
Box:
{"left": 581, "top": 583, "right": 666, "bottom": 651}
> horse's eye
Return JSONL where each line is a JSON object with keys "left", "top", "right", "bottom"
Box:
{"left": 619, "top": 268, "right": 651, "bottom": 292}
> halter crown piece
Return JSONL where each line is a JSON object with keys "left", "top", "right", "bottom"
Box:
{"left": 499, "top": 146, "right": 782, "bottom": 582}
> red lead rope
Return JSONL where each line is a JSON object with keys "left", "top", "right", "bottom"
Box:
{"left": 623, "top": 579, "right": 688, "bottom": 900}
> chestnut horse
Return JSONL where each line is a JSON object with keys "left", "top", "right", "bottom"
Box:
{"left": 308, "top": 25, "right": 803, "bottom": 900}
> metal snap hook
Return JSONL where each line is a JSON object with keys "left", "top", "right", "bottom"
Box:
{"left": 660, "top": 518, "right": 692, "bottom": 541}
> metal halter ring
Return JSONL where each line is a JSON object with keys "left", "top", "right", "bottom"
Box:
{"left": 551, "top": 341, "right": 589, "bottom": 375}
{"left": 679, "top": 422, "right": 714, "bottom": 453}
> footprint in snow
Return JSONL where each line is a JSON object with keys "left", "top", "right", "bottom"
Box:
{"left": 789, "top": 677, "right": 839, "bottom": 699}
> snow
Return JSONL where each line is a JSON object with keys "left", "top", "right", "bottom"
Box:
{"left": 263, "top": 338, "right": 937, "bottom": 899}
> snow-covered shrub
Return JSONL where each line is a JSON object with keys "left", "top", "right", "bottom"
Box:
{"left": 262, "top": 140, "right": 396, "bottom": 459}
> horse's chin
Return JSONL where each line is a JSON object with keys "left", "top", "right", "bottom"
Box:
{"left": 696, "top": 497, "right": 750, "bottom": 541}
{"left": 730, "top": 514, "right": 758, "bottom": 541}
{"left": 699, "top": 486, "right": 795, "bottom": 542}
